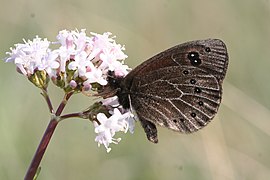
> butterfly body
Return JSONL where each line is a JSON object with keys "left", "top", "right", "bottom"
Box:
{"left": 102, "top": 39, "right": 228, "bottom": 143}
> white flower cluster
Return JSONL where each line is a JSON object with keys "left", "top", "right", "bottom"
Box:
{"left": 95, "top": 96, "right": 135, "bottom": 153}
{"left": 5, "top": 37, "right": 57, "bottom": 77}
{"left": 6, "top": 29, "right": 130, "bottom": 90}
{"left": 5, "top": 29, "right": 136, "bottom": 152}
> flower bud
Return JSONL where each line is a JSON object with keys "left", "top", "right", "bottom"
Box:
{"left": 28, "top": 70, "right": 49, "bottom": 89}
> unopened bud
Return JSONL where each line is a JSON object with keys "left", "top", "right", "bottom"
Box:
{"left": 28, "top": 70, "right": 49, "bottom": 89}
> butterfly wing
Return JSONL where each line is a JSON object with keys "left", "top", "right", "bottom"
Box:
{"left": 124, "top": 39, "right": 228, "bottom": 85}
{"left": 125, "top": 39, "right": 228, "bottom": 143}
{"left": 131, "top": 66, "right": 220, "bottom": 132}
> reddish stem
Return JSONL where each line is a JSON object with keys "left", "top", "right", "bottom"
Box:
{"left": 41, "top": 88, "right": 54, "bottom": 114}
{"left": 55, "top": 92, "right": 73, "bottom": 116}
{"left": 24, "top": 91, "right": 73, "bottom": 180}
{"left": 59, "top": 112, "right": 83, "bottom": 121}
{"left": 24, "top": 119, "right": 58, "bottom": 180}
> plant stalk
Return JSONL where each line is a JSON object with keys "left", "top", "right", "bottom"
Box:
{"left": 24, "top": 91, "right": 73, "bottom": 180}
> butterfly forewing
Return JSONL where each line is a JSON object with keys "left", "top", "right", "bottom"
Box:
{"left": 170, "top": 39, "right": 228, "bottom": 82}
{"left": 123, "top": 39, "right": 228, "bottom": 85}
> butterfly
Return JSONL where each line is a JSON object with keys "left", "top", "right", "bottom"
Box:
{"left": 99, "top": 39, "right": 228, "bottom": 143}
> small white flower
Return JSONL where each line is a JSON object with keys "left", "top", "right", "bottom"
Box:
{"left": 94, "top": 107, "right": 135, "bottom": 152}
{"left": 94, "top": 112, "right": 120, "bottom": 153}
{"left": 39, "top": 50, "right": 60, "bottom": 78}
{"left": 68, "top": 51, "right": 90, "bottom": 77}
{"left": 107, "top": 60, "right": 130, "bottom": 77}
{"left": 55, "top": 43, "right": 76, "bottom": 73}
{"left": 5, "top": 37, "right": 52, "bottom": 76}
{"left": 101, "top": 96, "right": 136, "bottom": 133}
{"left": 99, "top": 44, "right": 127, "bottom": 67}
{"left": 89, "top": 32, "right": 128, "bottom": 74}
{"left": 73, "top": 29, "right": 91, "bottom": 51}
{"left": 84, "top": 62, "right": 107, "bottom": 85}
{"left": 101, "top": 96, "right": 120, "bottom": 107}
{"left": 56, "top": 29, "right": 74, "bottom": 48}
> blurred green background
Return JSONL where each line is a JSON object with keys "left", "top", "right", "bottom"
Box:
{"left": 1, "top": 0, "right": 270, "bottom": 179}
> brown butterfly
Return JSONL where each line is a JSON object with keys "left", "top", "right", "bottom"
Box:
{"left": 99, "top": 39, "right": 228, "bottom": 143}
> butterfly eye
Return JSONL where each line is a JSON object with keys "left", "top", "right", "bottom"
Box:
{"left": 108, "top": 76, "right": 118, "bottom": 86}
{"left": 187, "top": 52, "right": 202, "bottom": 66}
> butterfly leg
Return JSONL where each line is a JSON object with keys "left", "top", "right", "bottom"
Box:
{"left": 140, "top": 117, "right": 158, "bottom": 143}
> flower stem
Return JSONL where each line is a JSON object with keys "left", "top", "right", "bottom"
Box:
{"left": 41, "top": 88, "right": 54, "bottom": 114}
{"left": 24, "top": 91, "right": 74, "bottom": 180}
{"left": 59, "top": 112, "right": 84, "bottom": 122}
{"left": 55, "top": 91, "right": 73, "bottom": 116}
{"left": 24, "top": 118, "right": 58, "bottom": 180}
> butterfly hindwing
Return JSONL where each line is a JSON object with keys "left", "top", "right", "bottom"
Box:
{"left": 130, "top": 66, "right": 221, "bottom": 136}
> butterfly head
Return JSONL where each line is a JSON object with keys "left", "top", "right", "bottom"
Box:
{"left": 97, "top": 71, "right": 122, "bottom": 98}
{"left": 97, "top": 71, "right": 131, "bottom": 109}
{"left": 106, "top": 70, "right": 123, "bottom": 90}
